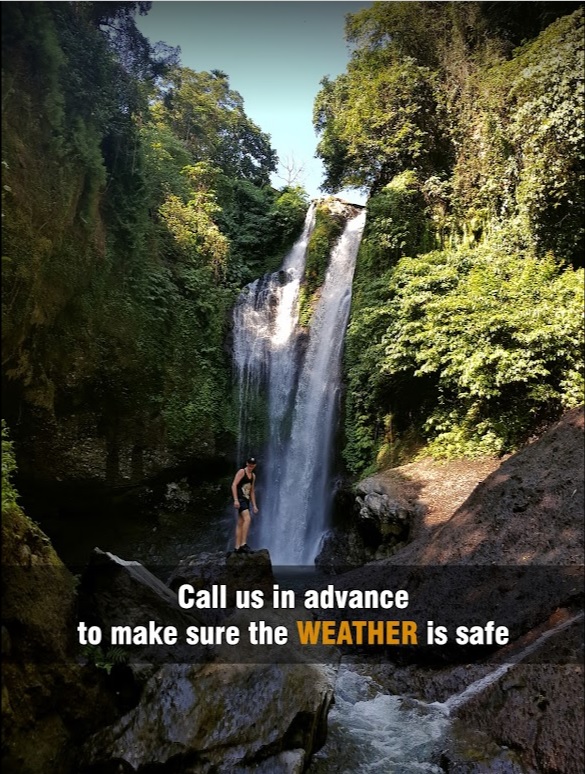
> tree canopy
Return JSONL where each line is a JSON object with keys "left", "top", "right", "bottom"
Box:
{"left": 330, "top": 3, "right": 584, "bottom": 473}
{"left": 1, "top": 1, "right": 307, "bottom": 471}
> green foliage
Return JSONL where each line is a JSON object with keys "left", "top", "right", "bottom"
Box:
{"left": 2, "top": 421, "right": 19, "bottom": 510}
{"left": 360, "top": 171, "right": 436, "bottom": 272}
{"left": 271, "top": 186, "right": 310, "bottom": 247}
{"left": 216, "top": 180, "right": 308, "bottom": 285}
{"left": 483, "top": 10, "right": 585, "bottom": 262}
{"left": 387, "top": 247, "right": 583, "bottom": 454}
{"left": 316, "top": 5, "right": 584, "bottom": 265}
{"left": 154, "top": 67, "right": 276, "bottom": 185}
{"left": 335, "top": 4, "right": 585, "bottom": 473}
{"left": 344, "top": 239, "right": 584, "bottom": 472}
{"left": 2, "top": 3, "right": 307, "bottom": 467}
{"left": 298, "top": 201, "right": 345, "bottom": 326}
{"left": 314, "top": 55, "right": 441, "bottom": 193}
{"left": 81, "top": 643, "right": 129, "bottom": 674}
{"left": 158, "top": 163, "right": 229, "bottom": 273}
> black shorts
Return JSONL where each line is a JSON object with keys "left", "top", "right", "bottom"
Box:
{"left": 238, "top": 499, "right": 250, "bottom": 514}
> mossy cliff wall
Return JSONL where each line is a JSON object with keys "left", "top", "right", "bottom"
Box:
{"left": 2, "top": 4, "right": 307, "bottom": 487}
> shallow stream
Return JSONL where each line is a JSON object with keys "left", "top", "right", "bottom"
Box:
{"left": 309, "top": 667, "right": 449, "bottom": 773}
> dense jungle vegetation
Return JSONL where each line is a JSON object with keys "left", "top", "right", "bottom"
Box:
{"left": 1, "top": 2, "right": 308, "bottom": 471}
{"left": 2, "top": 2, "right": 584, "bottom": 484}
{"left": 313, "top": 2, "right": 585, "bottom": 473}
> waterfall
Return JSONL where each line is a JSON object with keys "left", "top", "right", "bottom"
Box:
{"left": 232, "top": 204, "right": 316, "bottom": 463}
{"left": 232, "top": 203, "right": 366, "bottom": 564}
{"left": 264, "top": 210, "right": 366, "bottom": 564}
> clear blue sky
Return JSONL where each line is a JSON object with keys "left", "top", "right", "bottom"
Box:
{"left": 136, "top": 1, "right": 372, "bottom": 203}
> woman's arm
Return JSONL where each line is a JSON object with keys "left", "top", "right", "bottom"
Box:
{"left": 231, "top": 469, "right": 244, "bottom": 507}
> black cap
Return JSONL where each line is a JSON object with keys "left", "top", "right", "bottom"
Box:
{"left": 246, "top": 457, "right": 257, "bottom": 464}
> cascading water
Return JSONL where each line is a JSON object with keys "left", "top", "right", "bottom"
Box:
{"left": 232, "top": 203, "right": 366, "bottom": 564}
{"left": 310, "top": 613, "right": 583, "bottom": 772}
{"left": 309, "top": 667, "right": 449, "bottom": 774}
{"left": 232, "top": 203, "right": 316, "bottom": 464}
{"left": 265, "top": 210, "right": 366, "bottom": 563}
{"left": 232, "top": 209, "right": 580, "bottom": 770}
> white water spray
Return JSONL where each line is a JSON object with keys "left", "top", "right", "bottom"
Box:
{"left": 310, "top": 613, "right": 582, "bottom": 772}
{"left": 232, "top": 204, "right": 316, "bottom": 464}
{"left": 310, "top": 667, "right": 448, "bottom": 774}
{"left": 265, "top": 210, "right": 366, "bottom": 563}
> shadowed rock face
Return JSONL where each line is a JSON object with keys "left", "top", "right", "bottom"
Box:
{"left": 316, "top": 483, "right": 417, "bottom": 572}
{"left": 1, "top": 509, "right": 119, "bottom": 774}
{"left": 443, "top": 618, "right": 584, "bottom": 774}
{"left": 390, "top": 406, "right": 584, "bottom": 567}
{"left": 78, "top": 548, "right": 211, "bottom": 666}
{"left": 329, "top": 406, "right": 584, "bottom": 773}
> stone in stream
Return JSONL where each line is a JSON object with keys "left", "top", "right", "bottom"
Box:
{"left": 78, "top": 548, "right": 335, "bottom": 772}
{"left": 81, "top": 661, "right": 333, "bottom": 773}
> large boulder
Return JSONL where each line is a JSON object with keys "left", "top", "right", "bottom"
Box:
{"left": 354, "top": 485, "right": 412, "bottom": 551}
{"left": 316, "top": 482, "right": 418, "bottom": 572}
{"left": 315, "top": 528, "right": 373, "bottom": 573}
{"left": 81, "top": 661, "right": 334, "bottom": 772}
{"left": 77, "top": 549, "right": 336, "bottom": 772}
{"left": 391, "top": 406, "right": 584, "bottom": 567}
{"left": 167, "top": 548, "right": 276, "bottom": 620}
{"left": 323, "top": 408, "right": 584, "bottom": 665}
{"left": 442, "top": 615, "right": 584, "bottom": 774}
{"left": 78, "top": 548, "right": 211, "bottom": 666}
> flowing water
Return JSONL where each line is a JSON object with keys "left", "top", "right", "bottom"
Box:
{"left": 233, "top": 204, "right": 366, "bottom": 564}
{"left": 309, "top": 612, "right": 583, "bottom": 772}
{"left": 309, "top": 667, "right": 449, "bottom": 774}
{"left": 233, "top": 204, "right": 316, "bottom": 464}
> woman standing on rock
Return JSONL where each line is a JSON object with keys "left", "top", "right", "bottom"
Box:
{"left": 231, "top": 457, "right": 258, "bottom": 553}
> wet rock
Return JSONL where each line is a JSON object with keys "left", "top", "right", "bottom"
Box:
{"left": 316, "top": 481, "right": 416, "bottom": 571}
{"left": 78, "top": 547, "right": 336, "bottom": 772}
{"left": 315, "top": 528, "right": 371, "bottom": 573}
{"left": 447, "top": 617, "right": 585, "bottom": 774}
{"left": 439, "top": 726, "right": 531, "bottom": 772}
{"left": 78, "top": 548, "right": 210, "bottom": 667}
{"left": 354, "top": 483, "right": 416, "bottom": 548}
{"left": 164, "top": 478, "right": 191, "bottom": 511}
{"left": 81, "top": 661, "right": 333, "bottom": 773}
{"left": 167, "top": 548, "right": 276, "bottom": 617}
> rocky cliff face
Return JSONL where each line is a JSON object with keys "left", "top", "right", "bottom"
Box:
{"left": 334, "top": 406, "right": 584, "bottom": 773}
{"left": 1, "top": 505, "right": 118, "bottom": 773}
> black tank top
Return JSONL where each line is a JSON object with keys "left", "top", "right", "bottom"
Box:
{"left": 237, "top": 470, "right": 254, "bottom": 502}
